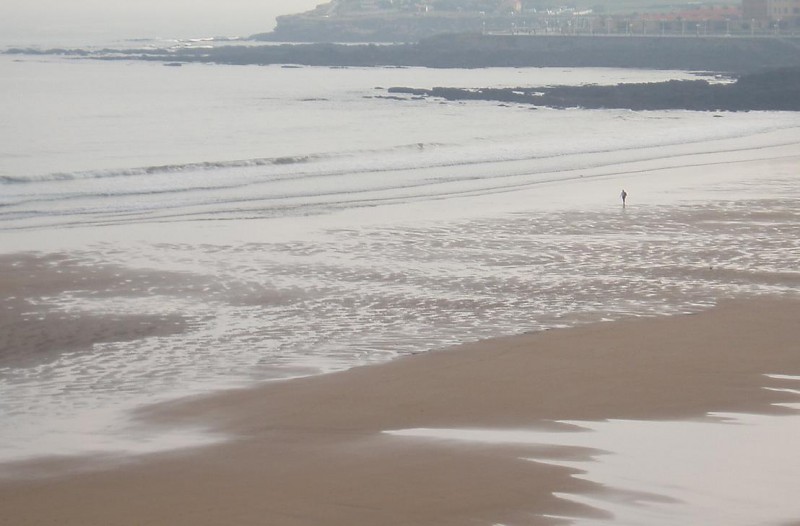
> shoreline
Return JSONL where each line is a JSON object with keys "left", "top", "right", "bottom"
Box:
{"left": 2, "top": 296, "right": 799, "bottom": 524}
{"left": 1, "top": 105, "right": 798, "bottom": 522}
{"left": 3, "top": 36, "right": 800, "bottom": 524}
{"left": 8, "top": 34, "right": 800, "bottom": 74}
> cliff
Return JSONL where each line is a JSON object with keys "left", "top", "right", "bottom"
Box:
{"left": 255, "top": 1, "right": 800, "bottom": 43}
{"left": 257, "top": 12, "right": 510, "bottom": 43}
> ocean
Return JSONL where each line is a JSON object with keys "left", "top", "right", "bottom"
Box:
{"left": 1, "top": 47, "right": 799, "bottom": 464}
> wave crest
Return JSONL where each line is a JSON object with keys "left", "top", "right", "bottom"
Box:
{"left": 0, "top": 155, "right": 313, "bottom": 184}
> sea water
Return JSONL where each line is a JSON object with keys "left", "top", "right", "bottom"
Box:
{"left": 1, "top": 52, "right": 799, "bottom": 465}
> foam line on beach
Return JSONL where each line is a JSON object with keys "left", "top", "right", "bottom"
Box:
{"left": 765, "top": 374, "right": 800, "bottom": 381}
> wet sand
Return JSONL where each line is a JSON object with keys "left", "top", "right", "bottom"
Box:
{"left": 1, "top": 296, "right": 798, "bottom": 525}
{"left": 0, "top": 253, "right": 192, "bottom": 367}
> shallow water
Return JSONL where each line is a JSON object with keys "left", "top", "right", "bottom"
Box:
{"left": 1, "top": 55, "right": 799, "bottom": 464}
{"left": 387, "top": 380, "right": 800, "bottom": 525}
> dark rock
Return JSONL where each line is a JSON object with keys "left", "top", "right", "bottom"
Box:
{"left": 386, "top": 68, "right": 800, "bottom": 111}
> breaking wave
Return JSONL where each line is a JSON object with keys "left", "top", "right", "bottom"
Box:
{"left": 0, "top": 154, "right": 313, "bottom": 184}
{"left": 2, "top": 116, "right": 798, "bottom": 230}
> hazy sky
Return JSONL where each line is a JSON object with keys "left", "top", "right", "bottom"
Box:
{"left": 1, "top": 0, "right": 322, "bottom": 45}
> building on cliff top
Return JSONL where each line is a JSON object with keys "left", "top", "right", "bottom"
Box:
{"left": 742, "top": 0, "right": 800, "bottom": 30}
{"left": 265, "top": 0, "right": 799, "bottom": 41}
{"left": 743, "top": 0, "right": 800, "bottom": 20}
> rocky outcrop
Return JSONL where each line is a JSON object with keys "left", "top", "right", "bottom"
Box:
{"left": 384, "top": 67, "right": 800, "bottom": 111}
{"left": 9, "top": 34, "right": 800, "bottom": 75}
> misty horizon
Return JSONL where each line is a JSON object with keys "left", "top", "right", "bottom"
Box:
{"left": 0, "top": 0, "right": 320, "bottom": 47}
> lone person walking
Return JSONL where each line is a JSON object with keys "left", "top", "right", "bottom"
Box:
{"left": 620, "top": 189, "right": 628, "bottom": 207}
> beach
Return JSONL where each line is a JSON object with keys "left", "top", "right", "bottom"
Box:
{"left": 2, "top": 175, "right": 800, "bottom": 523}
{"left": 1, "top": 296, "right": 798, "bottom": 525}
{"left": 2, "top": 140, "right": 799, "bottom": 526}
{"left": 2, "top": 53, "right": 800, "bottom": 524}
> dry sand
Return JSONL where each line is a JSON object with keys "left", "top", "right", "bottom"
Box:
{"left": 1, "top": 295, "right": 798, "bottom": 525}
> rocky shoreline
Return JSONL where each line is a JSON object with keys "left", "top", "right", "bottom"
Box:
{"left": 8, "top": 34, "right": 800, "bottom": 74}
{"left": 383, "top": 67, "right": 800, "bottom": 111}
{"left": 7, "top": 33, "right": 800, "bottom": 112}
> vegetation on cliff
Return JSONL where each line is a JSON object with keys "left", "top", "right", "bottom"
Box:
{"left": 257, "top": 0, "right": 796, "bottom": 42}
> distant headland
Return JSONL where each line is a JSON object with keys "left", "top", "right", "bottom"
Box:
{"left": 6, "top": 1, "right": 800, "bottom": 113}
{"left": 10, "top": 33, "right": 800, "bottom": 74}
{"left": 255, "top": 0, "right": 799, "bottom": 43}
